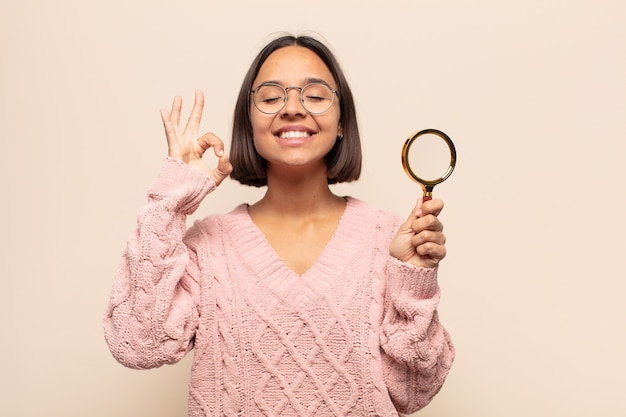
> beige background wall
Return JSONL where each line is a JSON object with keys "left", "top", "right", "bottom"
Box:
{"left": 2, "top": 0, "right": 624, "bottom": 416}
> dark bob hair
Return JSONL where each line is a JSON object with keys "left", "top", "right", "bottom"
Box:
{"left": 229, "top": 34, "right": 362, "bottom": 187}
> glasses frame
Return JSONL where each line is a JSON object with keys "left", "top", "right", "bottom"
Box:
{"left": 249, "top": 82, "right": 339, "bottom": 115}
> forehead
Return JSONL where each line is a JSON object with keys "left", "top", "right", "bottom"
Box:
{"left": 254, "top": 46, "right": 336, "bottom": 87}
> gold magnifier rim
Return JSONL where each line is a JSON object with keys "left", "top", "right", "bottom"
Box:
{"left": 402, "top": 128, "right": 457, "bottom": 187}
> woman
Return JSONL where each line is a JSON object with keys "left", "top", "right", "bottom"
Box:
{"left": 104, "top": 34, "right": 454, "bottom": 416}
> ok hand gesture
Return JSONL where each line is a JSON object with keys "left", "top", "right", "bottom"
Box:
{"left": 160, "top": 90, "right": 233, "bottom": 185}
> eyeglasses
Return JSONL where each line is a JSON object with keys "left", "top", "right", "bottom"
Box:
{"left": 250, "top": 82, "right": 339, "bottom": 115}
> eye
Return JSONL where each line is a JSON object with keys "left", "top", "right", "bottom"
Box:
{"left": 261, "top": 96, "right": 282, "bottom": 104}
{"left": 303, "top": 84, "right": 333, "bottom": 103}
{"left": 304, "top": 94, "right": 327, "bottom": 103}
{"left": 253, "top": 84, "right": 286, "bottom": 109}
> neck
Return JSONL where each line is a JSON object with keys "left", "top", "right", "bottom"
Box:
{"left": 251, "top": 167, "right": 343, "bottom": 217}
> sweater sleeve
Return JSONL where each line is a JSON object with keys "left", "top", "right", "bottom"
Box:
{"left": 103, "top": 157, "right": 216, "bottom": 369}
{"left": 380, "top": 257, "right": 455, "bottom": 414}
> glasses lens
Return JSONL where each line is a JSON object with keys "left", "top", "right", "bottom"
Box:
{"left": 253, "top": 84, "right": 286, "bottom": 114}
{"left": 302, "top": 83, "right": 335, "bottom": 114}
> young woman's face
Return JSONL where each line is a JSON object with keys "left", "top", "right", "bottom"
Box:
{"left": 250, "top": 46, "right": 342, "bottom": 175}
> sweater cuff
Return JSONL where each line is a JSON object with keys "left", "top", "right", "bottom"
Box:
{"left": 387, "top": 257, "right": 439, "bottom": 299}
{"left": 147, "top": 157, "right": 216, "bottom": 215}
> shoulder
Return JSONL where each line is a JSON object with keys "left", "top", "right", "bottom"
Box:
{"left": 344, "top": 197, "right": 403, "bottom": 234}
{"left": 184, "top": 204, "right": 251, "bottom": 244}
{"left": 345, "top": 196, "right": 402, "bottom": 223}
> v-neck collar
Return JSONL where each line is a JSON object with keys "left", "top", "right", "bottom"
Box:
{"left": 224, "top": 197, "right": 371, "bottom": 309}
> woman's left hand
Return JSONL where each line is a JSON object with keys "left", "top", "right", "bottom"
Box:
{"left": 389, "top": 198, "right": 447, "bottom": 268}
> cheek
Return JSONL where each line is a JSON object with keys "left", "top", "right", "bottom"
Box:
{"left": 249, "top": 122, "right": 270, "bottom": 157}
{"left": 327, "top": 115, "right": 342, "bottom": 136}
{"left": 250, "top": 111, "right": 273, "bottom": 137}
{"left": 328, "top": 107, "right": 342, "bottom": 132}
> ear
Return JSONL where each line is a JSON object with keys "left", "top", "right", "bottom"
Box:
{"left": 337, "top": 125, "right": 344, "bottom": 138}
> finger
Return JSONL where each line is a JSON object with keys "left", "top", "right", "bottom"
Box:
{"left": 196, "top": 132, "right": 225, "bottom": 155}
{"left": 411, "top": 214, "right": 444, "bottom": 235}
{"left": 183, "top": 90, "right": 205, "bottom": 137}
{"left": 411, "top": 230, "right": 446, "bottom": 248}
{"left": 419, "top": 198, "right": 444, "bottom": 217}
{"left": 399, "top": 197, "right": 425, "bottom": 233}
{"left": 212, "top": 154, "right": 234, "bottom": 185}
{"left": 415, "top": 241, "right": 447, "bottom": 264}
{"left": 170, "top": 96, "right": 182, "bottom": 128}
{"left": 160, "top": 108, "right": 172, "bottom": 132}
{"left": 160, "top": 108, "right": 178, "bottom": 150}
{"left": 212, "top": 140, "right": 226, "bottom": 158}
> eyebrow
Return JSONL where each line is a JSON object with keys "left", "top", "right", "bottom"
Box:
{"left": 256, "top": 78, "right": 334, "bottom": 89}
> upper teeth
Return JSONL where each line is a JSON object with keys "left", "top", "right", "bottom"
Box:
{"left": 280, "top": 131, "right": 310, "bottom": 139}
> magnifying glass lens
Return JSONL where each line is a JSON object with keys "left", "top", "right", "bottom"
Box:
{"left": 402, "top": 129, "right": 457, "bottom": 200}
{"left": 406, "top": 132, "right": 455, "bottom": 182}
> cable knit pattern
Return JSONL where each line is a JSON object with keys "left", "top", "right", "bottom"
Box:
{"left": 104, "top": 157, "right": 454, "bottom": 417}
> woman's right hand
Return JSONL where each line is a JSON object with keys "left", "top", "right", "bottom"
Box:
{"left": 160, "top": 90, "right": 233, "bottom": 186}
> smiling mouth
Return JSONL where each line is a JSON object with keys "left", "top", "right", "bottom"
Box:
{"left": 279, "top": 131, "right": 312, "bottom": 139}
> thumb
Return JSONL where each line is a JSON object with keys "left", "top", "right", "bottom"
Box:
{"left": 401, "top": 197, "right": 425, "bottom": 228}
{"left": 211, "top": 154, "right": 233, "bottom": 186}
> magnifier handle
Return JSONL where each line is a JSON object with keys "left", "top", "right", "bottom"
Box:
{"left": 423, "top": 187, "right": 433, "bottom": 202}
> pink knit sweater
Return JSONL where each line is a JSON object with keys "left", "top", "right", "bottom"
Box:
{"left": 104, "top": 157, "right": 454, "bottom": 416}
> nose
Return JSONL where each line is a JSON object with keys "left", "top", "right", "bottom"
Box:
{"left": 282, "top": 87, "right": 306, "bottom": 116}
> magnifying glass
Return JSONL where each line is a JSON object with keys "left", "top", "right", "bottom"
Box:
{"left": 401, "top": 129, "right": 457, "bottom": 201}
